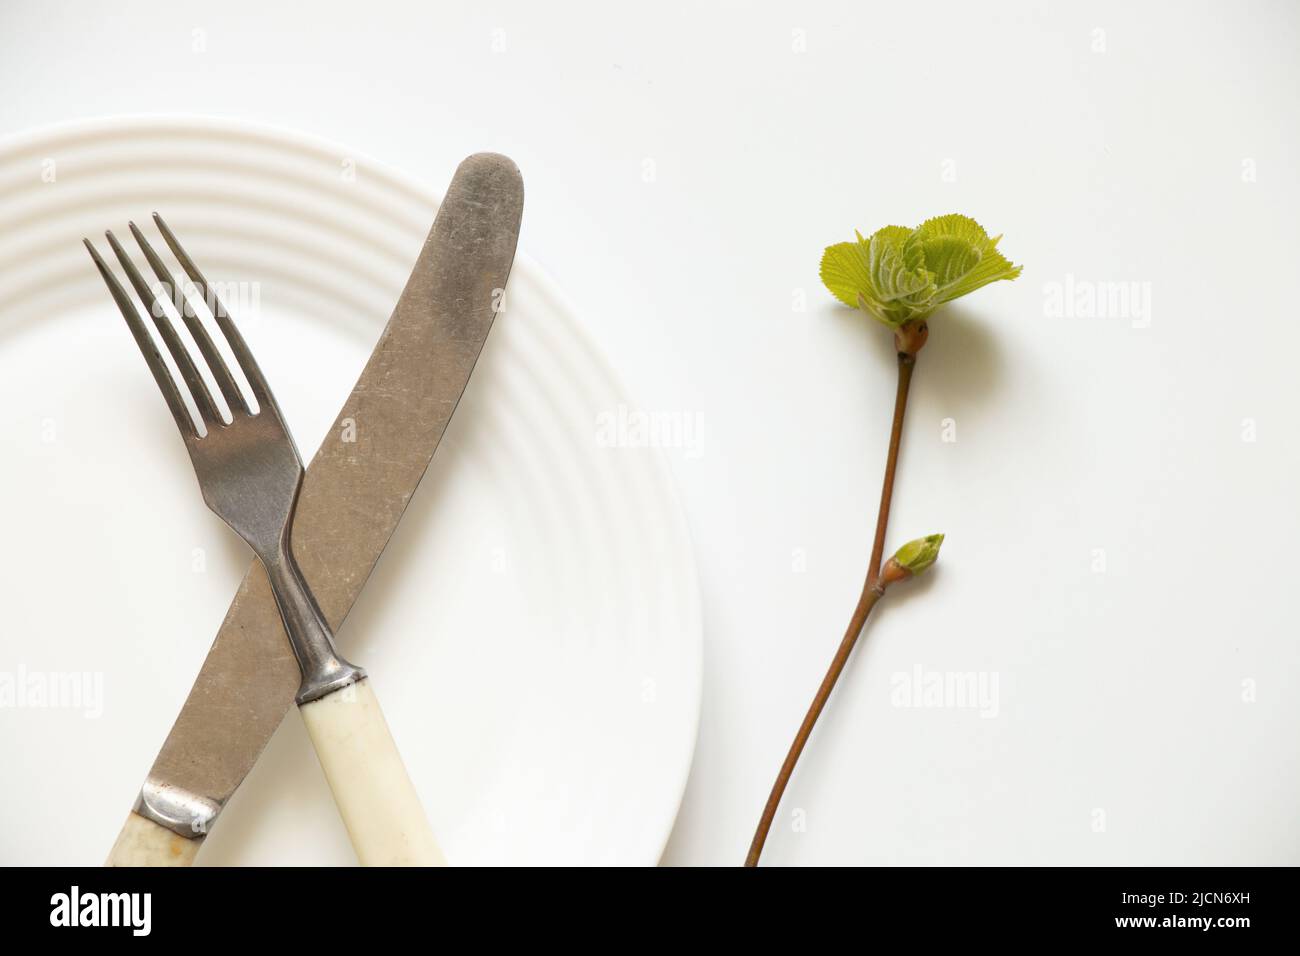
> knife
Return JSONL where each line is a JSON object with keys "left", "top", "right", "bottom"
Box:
{"left": 105, "top": 153, "right": 524, "bottom": 866}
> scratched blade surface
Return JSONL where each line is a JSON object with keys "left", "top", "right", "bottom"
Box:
{"left": 141, "top": 154, "right": 524, "bottom": 826}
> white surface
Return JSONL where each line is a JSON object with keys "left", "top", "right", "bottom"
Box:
{"left": 1, "top": 1, "right": 1298, "bottom": 866}
{"left": 300, "top": 679, "right": 445, "bottom": 866}
{"left": 0, "top": 119, "right": 700, "bottom": 865}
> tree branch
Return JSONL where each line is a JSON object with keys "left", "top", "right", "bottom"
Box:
{"left": 745, "top": 350, "right": 916, "bottom": 867}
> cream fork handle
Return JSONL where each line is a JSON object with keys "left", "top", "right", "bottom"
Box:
{"left": 299, "top": 677, "right": 446, "bottom": 866}
{"left": 105, "top": 677, "right": 442, "bottom": 867}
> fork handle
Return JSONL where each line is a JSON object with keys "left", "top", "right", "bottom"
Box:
{"left": 298, "top": 677, "right": 446, "bottom": 866}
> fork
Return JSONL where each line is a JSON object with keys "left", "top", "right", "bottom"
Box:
{"left": 87, "top": 215, "right": 444, "bottom": 866}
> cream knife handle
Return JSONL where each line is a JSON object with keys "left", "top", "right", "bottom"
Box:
{"left": 106, "top": 812, "right": 201, "bottom": 867}
{"left": 298, "top": 677, "right": 446, "bottom": 866}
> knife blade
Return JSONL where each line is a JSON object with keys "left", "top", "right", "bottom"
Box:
{"left": 109, "top": 153, "right": 524, "bottom": 863}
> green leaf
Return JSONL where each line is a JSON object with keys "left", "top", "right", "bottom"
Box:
{"left": 892, "top": 533, "right": 944, "bottom": 576}
{"left": 819, "top": 240, "right": 874, "bottom": 310}
{"left": 917, "top": 235, "right": 982, "bottom": 296}
{"left": 819, "top": 214, "right": 1020, "bottom": 325}
{"left": 914, "top": 214, "right": 1023, "bottom": 302}
{"left": 867, "top": 227, "right": 933, "bottom": 305}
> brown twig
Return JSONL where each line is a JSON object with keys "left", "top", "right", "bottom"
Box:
{"left": 744, "top": 347, "right": 917, "bottom": 867}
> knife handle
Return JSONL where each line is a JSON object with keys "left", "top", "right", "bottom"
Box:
{"left": 106, "top": 812, "right": 202, "bottom": 867}
{"left": 298, "top": 677, "right": 446, "bottom": 866}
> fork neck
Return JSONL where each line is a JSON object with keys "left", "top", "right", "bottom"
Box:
{"left": 260, "top": 542, "right": 367, "bottom": 705}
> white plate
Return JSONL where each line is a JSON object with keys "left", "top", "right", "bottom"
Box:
{"left": 0, "top": 117, "right": 701, "bottom": 865}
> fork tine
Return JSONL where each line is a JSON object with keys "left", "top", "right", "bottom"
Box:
{"left": 129, "top": 221, "right": 248, "bottom": 416}
{"left": 152, "top": 213, "right": 274, "bottom": 410}
{"left": 84, "top": 239, "right": 197, "bottom": 440}
{"left": 106, "top": 229, "right": 221, "bottom": 427}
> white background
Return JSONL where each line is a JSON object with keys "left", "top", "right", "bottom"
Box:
{"left": 2, "top": 0, "right": 1298, "bottom": 865}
